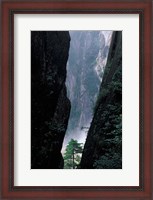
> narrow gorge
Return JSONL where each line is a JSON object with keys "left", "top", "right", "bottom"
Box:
{"left": 62, "top": 31, "right": 112, "bottom": 151}
{"left": 31, "top": 30, "right": 122, "bottom": 169}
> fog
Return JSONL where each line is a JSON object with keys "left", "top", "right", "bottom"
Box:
{"left": 62, "top": 31, "right": 112, "bottom": 154}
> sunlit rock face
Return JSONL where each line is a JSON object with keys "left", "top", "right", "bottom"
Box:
{"left": 62, "top": 31, "right": 112, "bottom": 151}
{"left": 31, "top": 31, "right": 71, "bottom": 169}
{"left": 95, "top": 31, "right": 112, "bottom": 80}
{"left": 80, "top": 31, "right": 122, "bottom": 169}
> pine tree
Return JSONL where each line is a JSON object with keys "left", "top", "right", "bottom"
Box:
{"left": 64, "top": 139, "right": 83, "bottom": 169}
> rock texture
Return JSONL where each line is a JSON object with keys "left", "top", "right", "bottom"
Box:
{"left": 95, "top": 31, "right": 112, "bottom": 80}
{"left": 31, "top": 31, "right": 71, "bottom": 169}
{"left": 80, "top": 31, "right": 122, "bottom": 169}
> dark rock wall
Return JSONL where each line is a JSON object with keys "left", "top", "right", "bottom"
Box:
{"left": 80, "top": 31, "right": 122, "bottom": 169}
{"left": 31, "top": 31, "right": 71, "bottom": 169}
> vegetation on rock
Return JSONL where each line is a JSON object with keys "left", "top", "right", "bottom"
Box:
{"left": 80, "top": 31, "right": 122, "bottom": 169}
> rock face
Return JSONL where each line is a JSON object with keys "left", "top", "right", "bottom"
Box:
{"left": 63, "top": 31, "right": 112, "bottom": 147}
{"left": 31, "top": 31, "right": 71, "bottom": 169}
{"left": 95, "top": 31, "right": 112, "bottom": 80}
{"left": 80, "top": 31, "right": 122, "bottom": 169}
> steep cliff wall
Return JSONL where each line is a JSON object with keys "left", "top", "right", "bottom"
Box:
{"left": 80, "top": 31, "right": 122, "bottom": 169}
{"left": 31, "top": 31, "right": 71, "bottom": 169}
{"left": 63, "top": 31, "right": 112, "bottom": 148}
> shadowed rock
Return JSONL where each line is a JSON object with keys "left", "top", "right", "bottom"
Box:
{"left": 80, "top": 31, "right": 122, "bottom": 169}
{"left": 31, "top": 31, "right": 71, "bottom": 169}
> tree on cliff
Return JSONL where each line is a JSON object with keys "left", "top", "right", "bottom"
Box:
{"left": 64, "top": 139, "right": 83, "bottom": 169}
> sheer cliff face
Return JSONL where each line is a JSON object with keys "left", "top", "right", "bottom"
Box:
{"left": 95, "top": 31, "right": 112, "bottom": 80}
{"left": 67, "top": 31, "right": 101, "bottom": 134}
{"left": 31, "top": 31, "right": 71, "bottom": 169}
{"left": 63, "top": 31, "right": 112, "bottom": 147}
{"left": 80, "top": 31, "right": 122, "bottom": 169}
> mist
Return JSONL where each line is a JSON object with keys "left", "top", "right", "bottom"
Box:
{"left": 62, "top": 31, "right": 112, "bottom": 154}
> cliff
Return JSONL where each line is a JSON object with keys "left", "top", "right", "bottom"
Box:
{"left": 80, "top": 31, "right": 122, "bottom": 169}
{"left": 31, "top": 31, "right": 71, "bottom": 169}
{"left": 63, "top": 31, "right": 112, "bottom": 147}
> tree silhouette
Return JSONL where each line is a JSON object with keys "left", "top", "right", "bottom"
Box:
{"left": 64, "top": 139, "right": 83, "bottom": 169}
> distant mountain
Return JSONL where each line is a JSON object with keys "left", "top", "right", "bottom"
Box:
{"left": 62, "top": 31, "right": 112, "bottom": 151}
